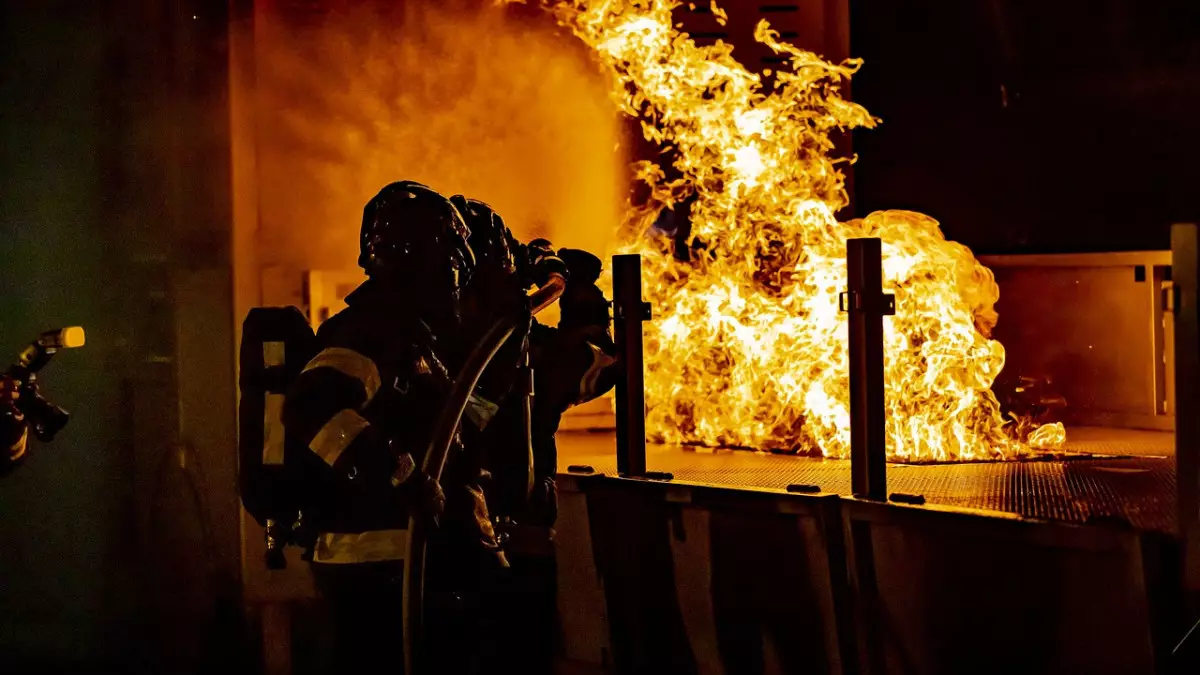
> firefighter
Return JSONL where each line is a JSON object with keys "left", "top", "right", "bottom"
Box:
{"left": 513, "top": 246, "right": 619, "bottom": 674}
{"left": 527, "top": 245, "right": 620, "bottom": 519}
{"left": 413, "top": 195, "right": 568, "bottom": 674}
{"left": 281, "top": 181, "right": 487, "bottom": 673}
{"left": 448, "top": 196, "right": 618, "bottom": 525}
{"left": 1, "top": 374, "right": 28, "bottom": 474}
{"left": 450, "top": 196, "right": 619, "bottom": 674}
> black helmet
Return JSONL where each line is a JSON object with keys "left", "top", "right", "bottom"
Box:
{"left": 359, "top": 181, "right": 476, "bottom": 292}
{"left": 449, "top": 195, "right": 516, "bottom": 277}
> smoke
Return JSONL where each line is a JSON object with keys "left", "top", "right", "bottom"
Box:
{"left": 254, "top": 0, "right": 625, "bottom": 271}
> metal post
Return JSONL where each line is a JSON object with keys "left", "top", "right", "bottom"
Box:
{"left": 613, "top": 254, "right": 649, "bottom": 477}
{"left": 1172, "top": 224, "right": 1200, "bottom": 601}
{"left": 842, "top": 238, "right": 893, "bottom": 501}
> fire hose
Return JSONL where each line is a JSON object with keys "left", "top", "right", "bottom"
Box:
{"left": 403, "top": 272, "right": 566, "bottom": 674}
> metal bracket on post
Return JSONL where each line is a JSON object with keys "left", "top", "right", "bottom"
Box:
{"left": 842, "top": 238, "right": 893, "bottom": 501}
{"left": 613, "top": 254, "right": 650, "bottom": 478}
{"left": 1172, "top": 224, "right": 1200, "bottom": 606}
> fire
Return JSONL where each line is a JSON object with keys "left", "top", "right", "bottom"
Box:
{"left": 522, "top": 0, "right": 1065, "bottom": 461}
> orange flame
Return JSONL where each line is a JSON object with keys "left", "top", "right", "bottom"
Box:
{"left": 522, "top": 0, "right": 1065, "bottom": 460}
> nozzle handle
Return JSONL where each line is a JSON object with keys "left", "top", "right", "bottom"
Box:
{"left": 12, "top": 326, "right": 85, "bottom": 376}
{"left": 39, "top": 327, "right": 86, "bottom": 350}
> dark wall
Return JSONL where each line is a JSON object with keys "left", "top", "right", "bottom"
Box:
{"left": 0, "top": 1, "right": 127, "bottom": 667}
{"left": 850, "top": 0, "right": 1200, "bottom": 254}
{"left": 0, "top": 1, "right": 243, "bottom": 672}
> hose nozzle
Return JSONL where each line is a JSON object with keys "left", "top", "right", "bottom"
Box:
{"left": 40, "top": 327, "right": 86, "bottom": 350}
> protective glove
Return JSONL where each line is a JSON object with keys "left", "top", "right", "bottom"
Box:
{"left": 390, "top": 444, "right": 446, "bottom": 529}
{"left": 558, "top": 249, "right": 611, "bottom": 330}
{"left": 528, "top": 476, "right": 558, "bottom": 528}
{"left": 524, "top": 238, "right": 569, "bottom": 287}
{"left": 411, "top": 470, "right": 447, "bottom": 530}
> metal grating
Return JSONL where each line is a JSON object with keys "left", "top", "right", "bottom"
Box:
{"left": 558, "top": 430, "right": 1177, "bottom": 534}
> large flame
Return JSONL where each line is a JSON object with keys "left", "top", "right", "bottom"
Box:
{"left": 524, "top": 0, "right": 1065, "bottom": 461}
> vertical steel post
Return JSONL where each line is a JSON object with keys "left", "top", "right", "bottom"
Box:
{"left": 1172, "top": 224, "right": 1200, "bottom": 601}
{"left": 613, "top": 254, "right": 649, "bottom": 477}
{"left": 842, "top": 238, "right": 893, "bottom": 501}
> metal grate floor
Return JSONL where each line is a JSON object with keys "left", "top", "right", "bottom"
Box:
{"left": 557, "top": 428, "right": 1177, "bottom": 534}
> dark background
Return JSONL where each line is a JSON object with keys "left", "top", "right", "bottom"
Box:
{"left": 851, "top": 0, "right": 1200, "bottom": 254}
{"left": 1, "top": 1, "right": 245, "bottom": 673}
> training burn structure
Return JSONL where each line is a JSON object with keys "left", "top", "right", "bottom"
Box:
{"left": 552, "top": 237, "right": 1194, "bottom": 674}
{"left": 534, "top": 1, "right": 1196, "bottom": 673}
{"left": 213, "top": 1, "right": 1197, "bottom": 674}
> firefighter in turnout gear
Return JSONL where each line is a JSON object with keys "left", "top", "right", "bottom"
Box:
{"left": 281, "top": 181, "right": 487, "bottom": 673}
{"left": 448, "top": 196, "right": 618, "bottom": 527}
{"left": 450, "top": 196, "right": 620, "bottom": 675}
{"left": 527, "top": 245, "right": 620, "bottom": 521}
{"left": 418, "top": 195, "right": 563, "bottom": 674}
{"left": 451, "top": 194, "right": 619, "bottom": 526}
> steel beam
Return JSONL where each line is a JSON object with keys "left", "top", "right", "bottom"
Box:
{"left": 842, "top": 239, "right": 893, "bottom": 501}
{"left": 613, "top": 254, "right": 649, "bottom": 477}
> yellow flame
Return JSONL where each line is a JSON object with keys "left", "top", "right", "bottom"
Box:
{"left": 522, "top": 0, "right": 1064, "bottom": 460}
{"left": 1028, "top": 422, "right": 1067, "bottom": 451}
